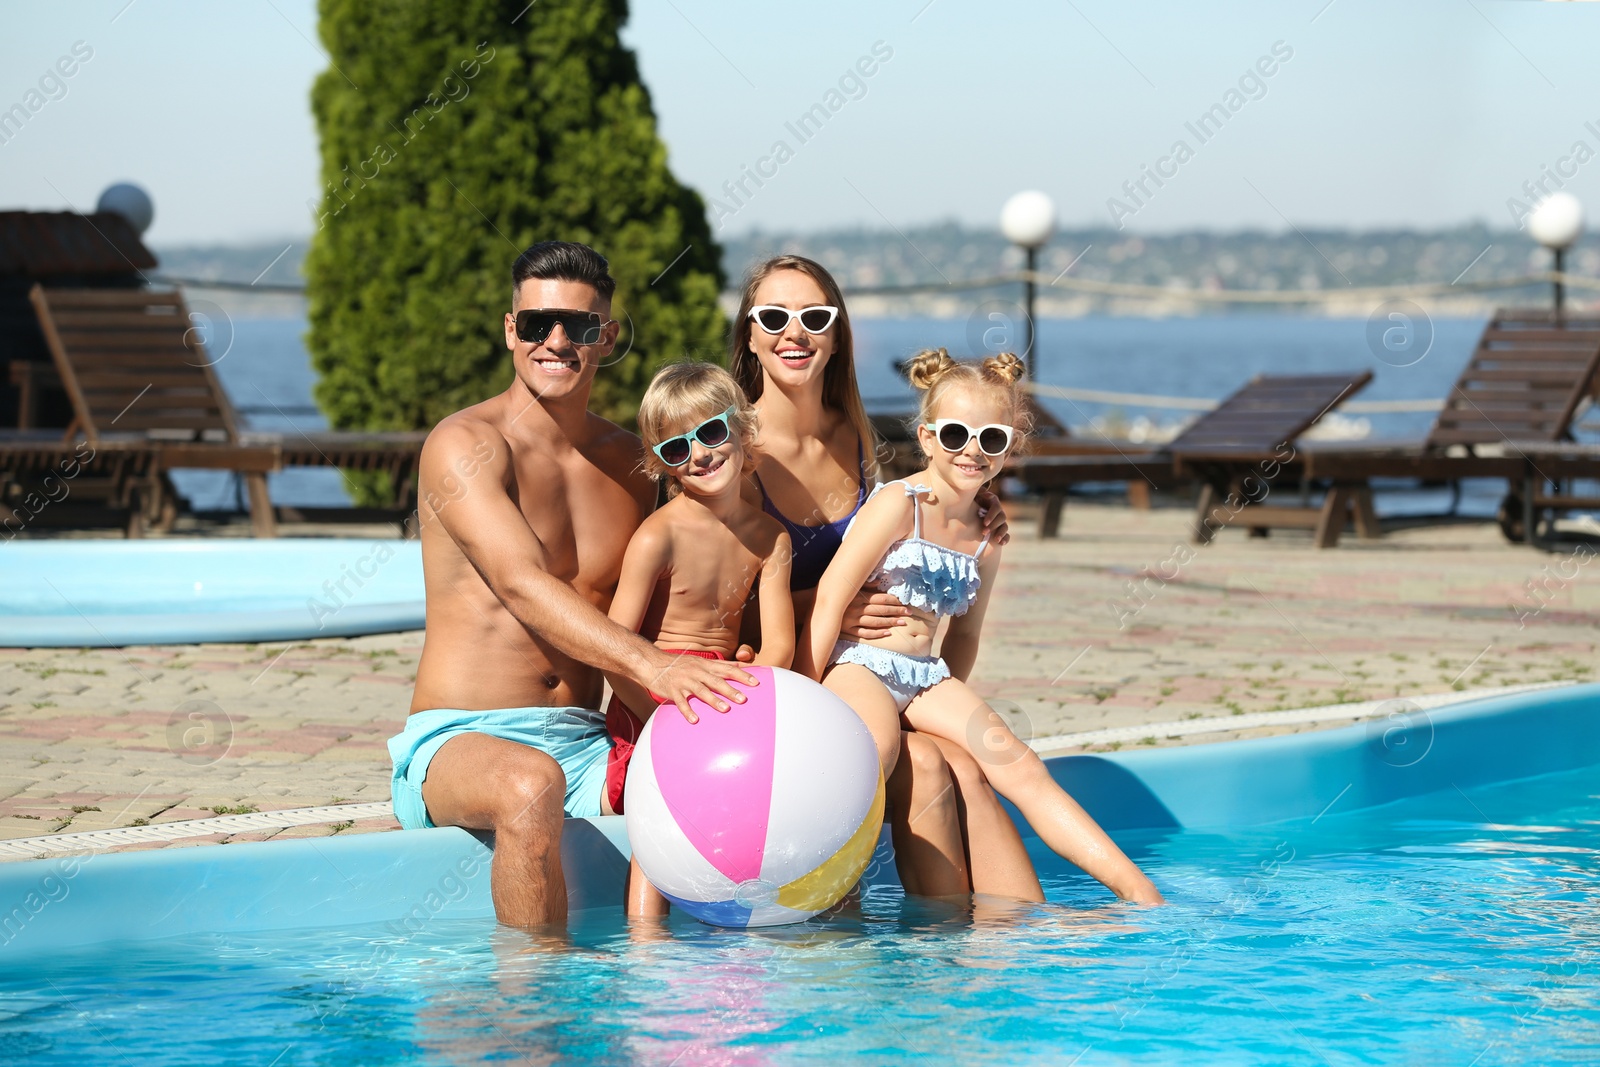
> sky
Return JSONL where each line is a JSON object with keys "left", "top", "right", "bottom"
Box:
{"left": 3, "top": 0, "right": 1599, "bottom": 246}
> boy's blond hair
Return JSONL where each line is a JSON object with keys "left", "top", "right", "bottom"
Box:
{"left": 903, "top": 348, "right": 1033, "bottom": 455}
{"left": 638, "top": 362, "right": 760, "bottom": 495}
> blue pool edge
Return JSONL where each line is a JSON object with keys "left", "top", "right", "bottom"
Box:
{"left": 0, "top": 539, "right": 425, "bottom": 646}
{"left": 1, "top": 682, "right": 1595, "bottom": 956}
{"left": 0, "top": 602, "right": 428, "bottom": 647}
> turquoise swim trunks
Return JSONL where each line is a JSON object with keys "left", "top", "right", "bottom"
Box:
{"left": 388, "top": 706, "right": 612, "bottom": 829}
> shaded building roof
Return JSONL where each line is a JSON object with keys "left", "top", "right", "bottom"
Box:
{"left": 0, "top": 211, "right": 156, "bottom": 277}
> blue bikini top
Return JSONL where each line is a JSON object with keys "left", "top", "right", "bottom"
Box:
{"left": 754, "top": 439, "right": 869, "bottom": 592}
{"left": 848, "top": 480, "right": 989, "bottom": 618}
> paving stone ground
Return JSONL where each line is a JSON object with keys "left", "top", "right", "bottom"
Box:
{"left": 1, "top": 501, "right": 1595, "bottom": 858}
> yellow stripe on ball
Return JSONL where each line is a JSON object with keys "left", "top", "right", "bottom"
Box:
{"left": 775, "top": 773, "right": 886, "bottom": 913}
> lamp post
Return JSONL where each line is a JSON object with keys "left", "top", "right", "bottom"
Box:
{"left": 1000, "top": 190, "right": 1056, "bottom": 382}
{"left": 95, "top": 182, "right": 155, "bottom": 234}
{"left": 1528, "top": 192, "right": 1584, "bottom": 321}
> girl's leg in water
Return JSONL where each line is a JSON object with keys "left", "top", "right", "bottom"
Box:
{"left": 906, "top": 679, "right": 1163, "bottom": 904}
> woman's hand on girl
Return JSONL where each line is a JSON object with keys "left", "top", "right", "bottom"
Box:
{"left": 976, "top": 489, "right": 1010, "bottom": 547}
{"left": 839, "top": 589, "right": 911, "bottom": 641}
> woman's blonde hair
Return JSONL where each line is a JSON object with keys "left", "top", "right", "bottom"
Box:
{"left": 904, "top": 348, "right": 1033, "bottom": 456}
{"left": 638, "top": 362, "right": 760, "bottom": 495}
{"left": 728, "top": 254, "right": 880, "bottom": 480}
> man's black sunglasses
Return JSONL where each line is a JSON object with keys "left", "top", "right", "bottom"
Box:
{"left": 514, "top": 308, "right": 611, "bottom": 345}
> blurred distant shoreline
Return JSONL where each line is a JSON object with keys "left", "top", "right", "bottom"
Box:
{"left": 153, "top": 221, "right": 1587, "bottom": 320}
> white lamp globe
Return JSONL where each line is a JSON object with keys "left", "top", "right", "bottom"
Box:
{"left": 1000, "top": 190, "right": 1056, "bottom": 249}
{"left": 96, "top": 182, "right": 154, "bottom": 234}
{"left": 1529, "top": 192, "right": 1584, "bottom": 251}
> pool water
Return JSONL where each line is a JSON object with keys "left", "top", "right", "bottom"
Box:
{"left": 4, "top": 766, "right": 1596, "bottom": 1066}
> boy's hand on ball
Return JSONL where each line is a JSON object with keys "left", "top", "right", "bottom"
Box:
{"left": 841, "top": 590, "right": 911, "bottom": 640}
{"left": 649, "top": 652, "right": 757, "bottom": 722}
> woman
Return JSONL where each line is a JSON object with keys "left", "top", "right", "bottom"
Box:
{"left": 732, "top": 254, "right": 1043, "bottom": 902}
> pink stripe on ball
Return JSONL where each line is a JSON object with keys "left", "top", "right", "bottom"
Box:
{"left": 648, "top": 665, "right": 777, "bottom": 883}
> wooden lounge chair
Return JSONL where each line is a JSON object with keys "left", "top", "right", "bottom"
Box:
{"left": 0, "top": 432, "right": 161, "bottom": 538}
{"left": 1173, "top": 371, "right": 1377, "bottom": 547}
{"left": 1424, "top": 307, "right": 1600, "bottom": 451}
{"left": 26, "top": 285, "right": 426, "bottom": 536}
{"left": 1016, "top": 309, "right": 1600, "bottom": 548}
{"left": 1300, "top": 308, "right": 1600, "bottom": 544}
{"left": 1493, "top": 441, "right": 1600, "bottom": 544}
{"left": 252, "top": 429, "right": 427, "bottom": 527}
{"left": 1010, "top": 371, "right": 1374, "bottom": 547}
{"left": 26, "top": 286, "right": 279, "bottom": 535}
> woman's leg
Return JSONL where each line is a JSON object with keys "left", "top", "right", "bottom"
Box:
{"left": 825, "top": 665, "right": 970, "bottom": 899}
{"left": 885, "top": 731, "right": 971, "bottom": 899}
{"left": 823, "top": 663, "right": 904, "bottom": 783}
{"left": 905, "top": 679, "right": 1163, "bottom": 904}
{"left": 926, "top": 735, "right": 1045, "bottom": 903}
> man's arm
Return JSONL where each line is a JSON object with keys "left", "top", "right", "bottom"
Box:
{"left": 423, "top": 421, "right": 754, "bottom": 713}
{"left": 603, "top": 519, "right": 685, "bottom": 721}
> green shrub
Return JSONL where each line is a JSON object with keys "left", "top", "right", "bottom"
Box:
{"left": 305, "top": 0, "right": 724, "bottom": 462}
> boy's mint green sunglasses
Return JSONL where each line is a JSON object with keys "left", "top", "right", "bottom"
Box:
{"left": 652, "top": 406, "right": 736, "bottom": 467}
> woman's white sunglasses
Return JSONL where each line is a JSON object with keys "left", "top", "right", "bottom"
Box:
{"left": 924, "top": 418, "right": 1014, "bottom": 456}
{"left": 749, "top": 304, "right": 839, "bottom": 335}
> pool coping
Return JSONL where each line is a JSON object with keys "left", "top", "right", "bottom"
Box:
{"left": 0, "top": 681, "right": 1575, "bottom": 863}
{"left": 0, "top": 681, "right": 1595, "bottom": 955}
{"left": 1028, "top": 680, "right": 1568, "bottom": 753}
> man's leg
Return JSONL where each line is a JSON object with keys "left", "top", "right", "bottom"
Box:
{"left": 928, "top": 735, "right": 1046, "bottom": 903}
{"left": 422, "top": 732, "right": 569, "bottom": 928}
{"left": 885, "top": 732, "right": 971, "bottom": 899}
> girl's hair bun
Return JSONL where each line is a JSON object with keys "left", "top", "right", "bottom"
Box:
{"left": 905, "top": 347, "right": 957, "bottom": 391}
{"left": 982, "top": 351, "right": 1026, "bottom": 384}
{"left": 909, "top": 349, "right": 1034, "bottom": 459}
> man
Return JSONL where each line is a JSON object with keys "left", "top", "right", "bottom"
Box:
{"left": 389, "top": 241, "right": 754, "bottom": 929}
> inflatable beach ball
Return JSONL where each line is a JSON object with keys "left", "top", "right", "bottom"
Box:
{"left": 624, "top": 666, "right": 885, "bottom": 927}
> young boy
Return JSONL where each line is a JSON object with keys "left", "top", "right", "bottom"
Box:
{"left": 604, "top": 362, "right": 794, "bottom": 917}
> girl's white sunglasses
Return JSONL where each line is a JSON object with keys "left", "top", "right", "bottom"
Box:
{"left": 924, "top": 418, "right": 1014, "bottom": 456}
{"left": 749, "top": 304, "right": 839, "bottom": 335}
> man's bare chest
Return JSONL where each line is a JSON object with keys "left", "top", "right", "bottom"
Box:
{"left": 510, "top": 457, "right": 640, "bottom": 590}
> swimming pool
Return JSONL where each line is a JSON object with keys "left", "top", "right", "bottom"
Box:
{"left": 2, "top": 685, "right": 1597, "bottom": 1064}
{"left": 0, "top": 540, "right": 424, "bottom": 646}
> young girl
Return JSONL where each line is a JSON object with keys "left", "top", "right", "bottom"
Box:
{"left": 802, "top": 349, "right": 1163, "bottom": 905}
{"left": 605, "top": 361, "right": 795, "bottom": 917}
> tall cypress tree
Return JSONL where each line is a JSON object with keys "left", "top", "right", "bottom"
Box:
{"left": 305, "top": 0, "right": 724, "bottom": 445}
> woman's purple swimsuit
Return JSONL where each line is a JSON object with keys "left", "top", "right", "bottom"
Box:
{"left": 753, "top": 439, "right": 868, "bottom": 591}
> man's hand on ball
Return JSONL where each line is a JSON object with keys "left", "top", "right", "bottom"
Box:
{"left": 647, "top": 651, "right": 757, "bottom": 723}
